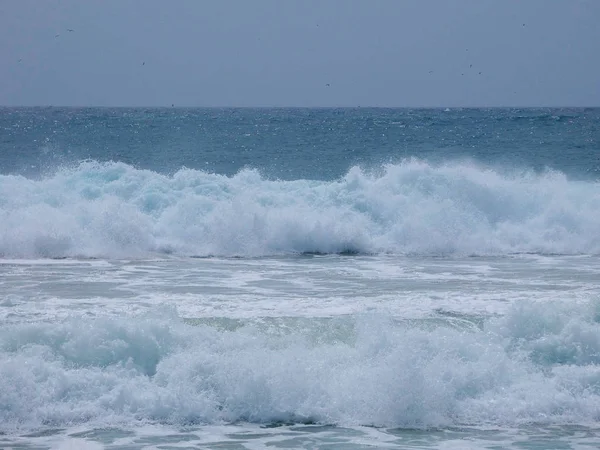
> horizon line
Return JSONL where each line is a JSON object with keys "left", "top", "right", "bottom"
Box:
{"left": 1, "top": 104, "right": 599, "bottom": 109}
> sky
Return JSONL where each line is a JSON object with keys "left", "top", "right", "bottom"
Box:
{"left": 0, "top": 0, "right": 599, "bottom": 107}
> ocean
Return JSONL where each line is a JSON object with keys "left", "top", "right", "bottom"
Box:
{"left": 1, "top": 107, "right": 599, "bottom": 449}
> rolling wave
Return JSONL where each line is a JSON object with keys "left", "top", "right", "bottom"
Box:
{"left": 2, "top": 300, "right": 600, "bottom": 430}
{"left": 1, "top": 160, "right": 599, "bottom": 258}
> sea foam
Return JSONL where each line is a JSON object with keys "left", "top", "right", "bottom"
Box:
{"left": 1, "top": 300, "right": 600, "bottom": 431}
{"left": 1, "top": 160, "right": 599, "bottom": 258}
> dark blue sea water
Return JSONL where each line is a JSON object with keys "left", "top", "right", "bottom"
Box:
{"left": 2, "top": 107, "right": 599, "bottom": 180}
{"left": 1, "top": 108, "right": 600, "bottom": 449}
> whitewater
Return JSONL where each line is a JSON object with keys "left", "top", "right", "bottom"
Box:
{"left": 1, "top": 159, "right": 599, "bottom": 258}
{"left": 1, "top": 107, "right": 600, "bottom": 449}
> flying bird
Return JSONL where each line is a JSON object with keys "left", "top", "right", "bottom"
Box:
{"left": 67, "top": 29, "right": 74, "bottom": 32}
{"left": 55, "top": 34, "right": 60, "bottom": 38}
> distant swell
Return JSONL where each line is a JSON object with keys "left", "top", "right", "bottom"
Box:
{"left": 1, "top": 160, "right": 599, "bottom": 258}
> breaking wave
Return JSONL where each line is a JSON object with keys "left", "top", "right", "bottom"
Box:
{"left": 1, "top": 160, "right": 599, "bottom": 258}
{"left": 2, "top": 300, "right": 600, "bottom": 430}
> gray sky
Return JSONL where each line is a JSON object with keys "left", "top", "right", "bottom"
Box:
{"left": 1, "top": 0, "right": 599, "bottom": 107}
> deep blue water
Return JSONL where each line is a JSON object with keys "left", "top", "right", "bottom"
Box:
{"left": 1, "top": 107, "right": 599, "bottom": 180}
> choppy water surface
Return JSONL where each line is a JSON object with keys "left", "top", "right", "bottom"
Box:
{"left": 1, "top": 108, "right": 600, "bottom": 448}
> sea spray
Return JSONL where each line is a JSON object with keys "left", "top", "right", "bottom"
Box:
{"left": 1, "top": 160, "right": 599, "bottom": 258}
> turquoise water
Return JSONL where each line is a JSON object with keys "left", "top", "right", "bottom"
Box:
{"left": 1, "top": 108, "right": 600, "bottom": 449}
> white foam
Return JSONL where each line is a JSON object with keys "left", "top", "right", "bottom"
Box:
{"left": 2, "top": 300, "right": 600, "bottom": 432}
{"left": 51, "top": 438, "right": 105, "bottom": 450}
{"left": 1, "top": 160, "right": 599, "bottom": 258}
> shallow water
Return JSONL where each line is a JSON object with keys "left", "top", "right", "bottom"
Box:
{"left": 2, "top": 255, "right": 600, "bottom": 448}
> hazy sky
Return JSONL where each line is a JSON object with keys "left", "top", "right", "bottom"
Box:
{"left": 1, "top": 0, "right": 599, "bottom": 107}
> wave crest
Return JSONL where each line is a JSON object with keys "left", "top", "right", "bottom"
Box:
{"left": 1, "top": 160, "right": 599, "bottom": 258}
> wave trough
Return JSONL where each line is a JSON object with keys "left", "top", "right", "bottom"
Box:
{"left": 1, "top": 160, "right": 599, "bottom": 258}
